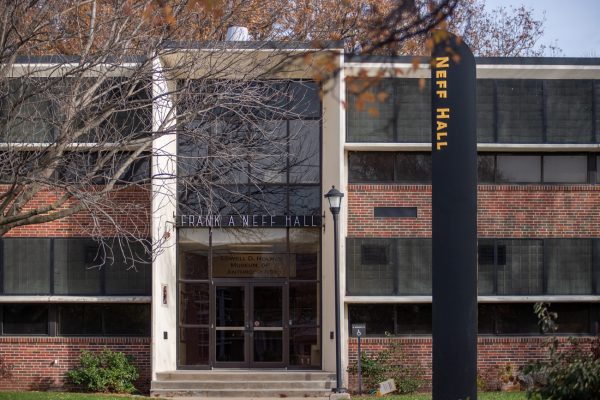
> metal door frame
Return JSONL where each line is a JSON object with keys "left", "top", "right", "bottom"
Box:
{"left": 211, "top": 279, "right": 288, "bottom": 368}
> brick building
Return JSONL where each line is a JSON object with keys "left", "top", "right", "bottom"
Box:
{"left": 0, "top": 50, "right": 599, "bottom": 395}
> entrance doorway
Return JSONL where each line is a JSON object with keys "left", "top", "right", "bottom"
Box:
{"left": 213, "top": 281, "right": 287, "bottom": 368}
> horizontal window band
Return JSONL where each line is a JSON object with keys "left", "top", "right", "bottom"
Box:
{"left": 344, "top": 296, "right": 600, "bottom": 303}
{"left": 0, "top": 296, "right": 151, "bottom": 303}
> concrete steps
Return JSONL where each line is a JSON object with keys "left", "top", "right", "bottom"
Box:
{"left": 151, "top": 370, "right": 336, "bottom": 398}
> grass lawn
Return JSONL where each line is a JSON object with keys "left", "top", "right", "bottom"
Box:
{"left": 0, "top": 392, "right": 526, "bottom": 400}
{"left": 0, "top": 393, "right": 150, "bottom": 400}
{"left": 354, "top": 392, "right": 526, "bottom": 400}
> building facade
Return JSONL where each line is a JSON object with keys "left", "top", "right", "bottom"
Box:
{"left": 0, "top": 52, "right": 599, "bottom": 393}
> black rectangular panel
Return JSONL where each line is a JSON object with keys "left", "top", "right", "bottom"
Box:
{"left": 374, "top": 207, "right": 417, "bottom": 218}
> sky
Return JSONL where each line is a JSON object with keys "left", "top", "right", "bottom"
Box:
{"left": 483, "top": 0, "right": 600, "bottom": 57}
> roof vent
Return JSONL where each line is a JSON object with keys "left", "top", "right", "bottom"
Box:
{"left": 226, "top": 26, "right": 250, "bottom": 41}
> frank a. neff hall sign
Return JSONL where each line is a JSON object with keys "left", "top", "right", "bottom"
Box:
{"left": 177, "top": 214, "right": 322, "bottom": 228}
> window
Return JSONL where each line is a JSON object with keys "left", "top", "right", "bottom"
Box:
{"left": 0, "top": 79, "right": 57, "bottom": 143}
{"left": 546, "top": 80, "right": 593, "bottom": 143}
{"left": 3, "top": 238, "right": 51, "bottom": 294}
{"left": 486, "top": 153, "right": 591, "bottom": 184}
{"left": 479, "top": 239, "right": 596, "bottom": 296}
{"left": 2, "top": 304, "right": 48, "bottom": 335}
{"left": 543, "top": 155, "right": 588, "bottom": 183}
{"left": 347, "top": 78, "right": 597, "bottom": 144}
{"left": 1, "top": 238, "right": 151, "bottom": 296}
{"left": 348, "top": 303, "right": 599, "bottom": 336}
{"left": 347, "top": 79, "right": 395, "bottom": 142}
{"left": 496, "top": 155, "right": 541, "bottom": 183}
{"left": 54, "top": 238, "right": 102, "bottom": 295}
{"left": 476, "top": 80, "right": 495, "bottom": 143}
{"left": 177, "top": 81, "right": 321, "bottom": 217}
{"left": 350, "top": 152, "right": 595, "bottom": 184}
{"left": 349, "top": 238, "right": 598, "bottom": 296}
{"left": 346, "top": 238, "right": 431, "bottom": 296}
{"left": 348, "top": 152, "right": 431, "bottom": 183}
{"left": 546, "top": 239, "right": 592, "bottom": 295}
{"left": 0, "top": 303, "right": 150, "bottom": 336}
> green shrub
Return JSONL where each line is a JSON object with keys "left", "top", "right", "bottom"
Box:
{"left": 347, "top": 339, "right": 424, "bottom": 394}
{"left": 523, "top": 337, "right": 600, "bottom": 400}
{"left": 66, "top": 349, "right": 139, "bottom": 393}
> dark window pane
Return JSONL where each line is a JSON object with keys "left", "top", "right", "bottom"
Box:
{"left": 494, "top": 303, "right": 540, "bottom": 335}
{"left": 596, "top": 81, "right": 600, "bottom": 143}
{"left": 477, "top": 80, "right": 495, "bottom": 143}
{"left": 250, "top": 122, "right": 287, "bottom": 184}
{"left": 394, "top": 153, "right": 431, "bottom": 183}
{"left": 104, "top": 241, "right": 152, "bottom": 295}
{"left": 478, "top": 304, "right": 495, "bottom": 334}
{"left": 546, "top": 239, "right": 592, "bottom": 295}
{"left": 103, "top": 304, "right": 150, "bottom": 335}
{"left": 348, "top": 152, "right": 394, "bottom": 182}
{"left": 253, "top": 286, "right": 283, "bottom": 328}
{"left": 289, "top": 282, "right": 319, "bottom": 326}
{"left": 346, "top": 238, "right": 394, "bottom": 295}
{"left": 497, "top": 80, "right": 543, "bottom": 143}
{"left": 477, "top": 155, "right": 495, "bottom": 183}
{"left": 478, "top": 240, "right": 495, "bottom": 295}
{"left": 289, "top": 120, "right": 320, "bottom": 184}
{"left": 3, "top": 304, "right": 48, "bottom": 335}
{"left": 348, "top": 304, "right": 395, "bottom": 336}
{"left": 285, "top": 81, "right": 321, "bottom": 117}
{"left": 289, "top": 228, "right": 319, "bottom": 280}
{"left": 546, "top": 80, "right": 593, "bottom": 143}
{"left": 215, "top": 330, "right": 245, "bottom": 362}
{"left": 292, "top": 253, "right": 318, "bottom": 280}
{"left": 3, "top": 238, "right": 51, "bottom": 294}
{"left": 58, "top": 304, "right": 103, "bottom": 335}
{"left": 395, "top": 304, "right": 432, "bottom": 334}
{"left": 216, "top": 286, "right": 245, "bottom": 327}
{"left": 347, "top": 79, "right": 394, "bottom": 142}
{"left": 395, "top": 79, "right": 430, "bottom": 142}
{"left": 179, "top": 327, "right": 209, "bottom": 366}
{"left": 289, "top": 185, "right": 320, "bottom": 215}
{"left": 54, "top": 239, "right": 102, "bottom": 295}
{"left": 543, "top": 155, "right": 588, "bottom": 183}
{"left": 553, "top": 303, "right": 592, "bottom": 334}
{"left": 244, "top": 185, "right": 287, "bottom": 215}
{"left": 496, "top": 155, "right": 541, "bottom": 183}
{"left": 180, "top": 252, "right": 209, "bottom": 280}
{"left": 289, "top": 327, "right": 320, "bottom": 367}
{"left": 396, "top": 239, "right": 432, "bottom": 295}
{"left": 361, "top": 244, "right": 389, "bottom": 265}
{"left": 179, "top": 283, "right": 210, "bottom": 325}
{"left": 497, "top": 240, "right": 543, "bottom": 295}
{"left": 0, "top": 78, "right": 56, "bottom": 143}
{"left": 253, "top": 331, "right": 282, "bottom": 362}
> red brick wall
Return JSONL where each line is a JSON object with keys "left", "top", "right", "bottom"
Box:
{"left": 347, "top": 336, "right": 595, "bottom": 392}
{"left": 348, "top": 184, "right": 600, "bottom": 238}
{"left": 2, "top": 186, "right": 150, "bottom": 238}
{"left": 0, "top": 337, "right": 151, "bottom": 393}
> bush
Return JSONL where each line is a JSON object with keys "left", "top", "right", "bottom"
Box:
{"left": 347, "top": 339, "right": 424, "bottom": 394}
{"left": 523, "top": 337, "right": 600, "bottom": 400}
{"left": 66, "top": 349, "right": 139, "bottom": 393}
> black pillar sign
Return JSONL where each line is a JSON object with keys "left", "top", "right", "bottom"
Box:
{"left": 431, "top": 32, "right": 478, "bottom": 400}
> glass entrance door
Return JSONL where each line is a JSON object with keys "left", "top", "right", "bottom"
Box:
{"left": 213, "top": 282, "right": 286, "bottom": 368}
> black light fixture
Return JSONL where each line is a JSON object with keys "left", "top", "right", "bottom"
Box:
{"left": 325, "top": 185, "right": 344, "bottom": 214}
{"left": 324, "top": 185, "right": 345, "bottom": 393}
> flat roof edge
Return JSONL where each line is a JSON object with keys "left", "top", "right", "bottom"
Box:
{"left": 345, "top": 54, "right": 600, "bottom": 66}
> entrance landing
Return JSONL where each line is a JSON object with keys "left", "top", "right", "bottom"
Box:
{"left": 150, "top": 370, "right": 336, "bottom": 398}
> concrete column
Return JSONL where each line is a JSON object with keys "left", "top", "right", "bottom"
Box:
{"left": 151, "top": 56, "right": 178, "bottom": 378}
{"left": 321, "top": 51, "right": 346, "bottom": 378}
